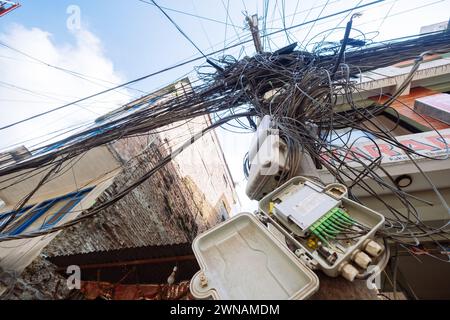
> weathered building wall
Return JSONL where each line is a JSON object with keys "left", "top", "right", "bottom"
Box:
{"left": 160, "top": 115, "right": 239, "bottom": 219}
{"left": 0, "top": 162, "right": 118, "bottom": 274}
{"left": 0, "top": 145, "right": 118, "bottom": 208}
{"left": 80, "top": 280, "right": 192, "bottom": 300}
{"left": 43, "top": 133, "right": 224, "bottom": 257}
{"left": 1, "top": 77, "right": 238, "bottom": 298}
{"left": 0, "top": 255, "right": 77, "bottom": 300}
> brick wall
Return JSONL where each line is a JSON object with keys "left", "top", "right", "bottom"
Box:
{"left": 43, "top": 133, "right": 223, "bottom": 257}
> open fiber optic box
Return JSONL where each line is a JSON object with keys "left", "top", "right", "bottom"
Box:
{"left": 190, "top": 176, "right": 385, "bottom": 300}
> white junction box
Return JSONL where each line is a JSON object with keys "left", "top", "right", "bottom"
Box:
{"left": 190, "top": 213, "right": 319, "bottom": 300}
{"left": 245, "top": 115, "right": 321, "bottom": 201}
{"left": 259, "top": 176, "right": 385, "bottom": 278}
{"left": 246, "top": 115, "right": 287, "bottom": 200}
{"left": 245, "top": 135, "right": 289, "bottom": 200}
{"left": 247, "top": 115, "right": 277, "bottom": 163}
{"left": 273, "top": 181, "right": 340, "bottom": 231}
{"left": 190, "top": 176, "right": 386, "bottom": 300}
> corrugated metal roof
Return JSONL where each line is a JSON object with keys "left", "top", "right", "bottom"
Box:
{"left": 49, "top": 242, "right": 199, "bottom": 285}
{"left": 49, "top": 242, "right": 194, "bottom": 266}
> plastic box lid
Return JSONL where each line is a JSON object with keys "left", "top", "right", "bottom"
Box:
{"left": 190, "top": 213, "right": 319, "bottom": 300}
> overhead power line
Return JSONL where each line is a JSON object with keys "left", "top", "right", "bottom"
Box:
{"left": 0, "top": 41, "right": 145, "bottom": 97}
{"left": 0, "top": 0, "right": 385, "bottom": 131}
{"left": 137, "top": 0, "right": 240, "bottom": 28}
{"left": 2, "top": 29, "right": 450, "bottom": 247}
{"left": 149, "top": 0, "right": 208, "bottom": 59}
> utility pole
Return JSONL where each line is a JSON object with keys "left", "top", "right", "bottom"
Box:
{"left": 246, "top": 14, "right": 263, "bottom": 54}
{"left": 242, "top": 14, "right": 378, "bottom": 300}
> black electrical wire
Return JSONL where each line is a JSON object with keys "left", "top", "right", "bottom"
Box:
{"left": 136, "top": 0, "right": 241, "bottom": 28}
{"left": 1, "top": 9, "right": 450, "bottom": 267}
{"left": 0, "top": 0, "right": 388, "bottom": 132}
{"left": 0, "top": 112, "right": 255, "bottom": 241}
{"left": 150, "top": 0, "right": 208, "bottom": 59}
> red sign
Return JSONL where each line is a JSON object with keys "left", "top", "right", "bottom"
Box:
{"left": 322, "top": 129, "right": 450, "bottom": 167}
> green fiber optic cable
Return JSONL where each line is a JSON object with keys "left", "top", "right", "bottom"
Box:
{"left": 312, "top": 229, "right": 329, "bottom": 246}
{"left": 328, "top": 216, "right": 350, "bottom": 229}
{"left": 323, "top": 221, "right": 340, "bottom": 233}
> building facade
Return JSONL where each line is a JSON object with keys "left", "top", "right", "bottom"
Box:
{"left": 0, "top": 79, "right": 238, "bottom": 299}
{"left": 319, "top": 49, "right": 450, "bottom": 299}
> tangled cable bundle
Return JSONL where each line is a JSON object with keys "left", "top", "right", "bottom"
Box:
{"left": 210, "top": 31, "right": 450, "bottom": 249}
{"left": 1, "top": 28, "right": 450, "bottom": 261}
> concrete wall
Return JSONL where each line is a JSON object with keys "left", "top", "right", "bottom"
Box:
{"left": 336, "top": 57, "right": 450, "bottom": 110}
{"left": 159, "top": 115, "right": 238, "bottom": 220}
{"left": 43, "top": 133, "right": 228, "bottom": 257}
{"left": 0, "top": 255, "right": 77, "bottom": 300}
{"left": 0, "top": 145, "right": 119, "bottom": 209}
{"left": 0, "top": 173, "right": 117, "bottom": 273}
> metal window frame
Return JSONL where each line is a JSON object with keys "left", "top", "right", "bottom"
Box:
{"left": 41, "top": 187, "right": 94, "bottom": 229}
{"left": 0, "top": 205, "right": 33, "bottom": 228}
{"left": 7, "top": 187, "right": 94, "bottom": 235}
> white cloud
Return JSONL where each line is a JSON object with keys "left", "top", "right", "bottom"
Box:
{"left": 0, "top": 24, "right": 133, "bottom": 151}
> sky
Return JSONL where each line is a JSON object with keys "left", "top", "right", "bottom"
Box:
{"left": 0, "top": 0, "right": 449, "bottom": 212}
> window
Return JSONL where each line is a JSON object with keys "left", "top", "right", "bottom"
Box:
{"left": 0, "top": 205, "right": 33, "bottom": 229}
{"left": 1, "top": 187, "right": 94, "bottom": 235}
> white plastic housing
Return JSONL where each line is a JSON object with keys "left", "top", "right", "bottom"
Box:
{"left": 340, "top": 263, "right": 359, "bottom": 282}
{"left": 259, "top": 176, "right": 385, "bottom": 277}
{"left": 245, "top": 116, "right": 320, "bottom": 200}
{"left": 190, "top": 213, "right": 319, "bottom": 300}
{"left": 248, "top": 115, "right": 275, "bottom": 163}
{"left": 246, "top": 135, "right": 289, "bottom": 200}
{"left": 363, "top": 239, "right": 384, "bottom": 257}
{"left": 273, "top": 180, "right": 339, "bottom": 231}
